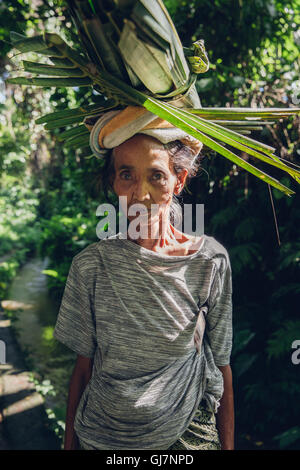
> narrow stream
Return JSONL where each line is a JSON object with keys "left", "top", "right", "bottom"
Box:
{"left": 5, "top": 256, "right": 76, "bottom": 412}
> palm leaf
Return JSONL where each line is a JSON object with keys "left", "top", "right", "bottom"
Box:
{"left": 142, "top": 97, "right": 298, "bottom": 195}
{"left": 189, "top": 107, "right": 299, "bottom": 120}
{"left": 5, "top": 2, "right": 300, "bottom": 196}
{"left": 22, "top": 61, "right": 86, "bottom": 77}
{"left": 57, "top": 125, "right": 89, "bottom": 141}
{"left": 35, "top": 100, "right": 117, "bottom": 124}
{"left": 7, "top": 76, "right": 93, "bottom": 87}
{"left": 165, "top": 103, "right": 300, "bottom": 183}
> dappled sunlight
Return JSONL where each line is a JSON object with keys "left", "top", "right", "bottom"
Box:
{"left": 1, "top": 300, "right": 35, "bottom": 311}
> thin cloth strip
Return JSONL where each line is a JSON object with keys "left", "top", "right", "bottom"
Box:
{"left": 83, "top": 105, "right": 203, "bottom": 159}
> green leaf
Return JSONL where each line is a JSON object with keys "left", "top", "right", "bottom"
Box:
{"left": 10, "top": 33, "right": 53, "bottom": 53}
{"left": 57, "top": 125, "right": 89, "bottom": 141}
{"left": 82, "top": 18, "right": 126, "bottom": 79}
{"left": 234, "top": 353, "right": 258, "bottom": 377}
{"left": 49, "top": 57, "right": 77, "bottom": 68}
{"left": 118, "top": 20, "right": 173, "bottom": 94}
{"left": 266, "top": 321, "right": 300, "bottom": 360}
{"left": 142, "top": 97, "right": 297, "bottom": 196}
{"left": 6, "top": 26, "right": 300, "bottom": 194}
{"left": 22, "top": 61, "right": 86, "bottom": 77}
{"left": 231, "top": 329, "right": 256, "bottom": 356}
{"left": 166, "top": 104, "right": 300, "bottom": 183}
{"left": 35, "top": 100, "right": 117, "bottom": 124}
{"left": 10, "top": 31, "right": 27, "bottom": 43}
{"left": 41, "top": 269, "right": 59, "bottom": 278}
{"left": 44, "top": 116, "right": 88, "bottom": 130}
{"left": 6, "top": 77, "right": 93, "bottom": 87}
{"left": 189, "top": 107, "right": 300, "bottom": 120}
{"left": 64, "top": 135, "right": 90, "bottom": 148}
{"left": 273, "top": 427, "right": 300, "bottom": 449}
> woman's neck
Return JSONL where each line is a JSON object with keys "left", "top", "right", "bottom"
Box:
{"left": 127, "top": 221, "right": 195, "bottom": 254}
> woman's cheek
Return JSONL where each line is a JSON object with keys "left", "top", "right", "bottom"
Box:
{"left": 159, "top": 183, "right": 174, "bottom": 204}
{"left": 114, "top": 180, "right": 130, "bottom": 194}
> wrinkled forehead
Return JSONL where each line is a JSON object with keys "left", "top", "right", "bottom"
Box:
{"left": 114, "top": 134, "right": 165, "bottom": 153}
{"left": 112, "top": 134, "right": 171, "bottom": 169}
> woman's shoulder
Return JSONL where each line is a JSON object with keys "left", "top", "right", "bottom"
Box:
{"left": 201, "top": 234, "right": 231, "bottom": 269}
{"left": 72, "top": 241, "right": 99, "bottom": 262}
{"left": 70, "top": 241, "right": 104, "bottom": 279}
{"left": 71, "top": 235, "right": 124, "bottom": 272}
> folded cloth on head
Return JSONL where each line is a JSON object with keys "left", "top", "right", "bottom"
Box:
{"left": 83, "top": 105, "right": 203, "bottom": 160}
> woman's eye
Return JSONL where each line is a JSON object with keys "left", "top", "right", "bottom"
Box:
{"left": 120, "top": 172, "right": 131, "bottom": 180}
{"left": 119, "top": 172, "right": 166, "bottom": 183}
{"left": 152, "top": 173, "right": 165, "bottom": 181}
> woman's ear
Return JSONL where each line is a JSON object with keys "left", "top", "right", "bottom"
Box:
{"left": 174, "top": 183, "right": 182, "bottom": 195}
{"left": 174, "top": 169, "right": 188, "bottom": 195}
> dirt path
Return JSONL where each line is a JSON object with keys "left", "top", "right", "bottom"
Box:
{"left": 0, "top": 309, "right": 61, "bottom": 450}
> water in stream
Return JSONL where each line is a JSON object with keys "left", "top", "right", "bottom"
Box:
{"left": 5, "top": 256, "right": 76, "bottom": 413}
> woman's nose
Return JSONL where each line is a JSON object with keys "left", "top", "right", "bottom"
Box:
{"left": 133, "top": 178, "right": 151, "bottom": 202}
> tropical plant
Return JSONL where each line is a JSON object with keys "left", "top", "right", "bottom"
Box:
{"left": 5, "top": 0, "right": 300, "bottom": 198}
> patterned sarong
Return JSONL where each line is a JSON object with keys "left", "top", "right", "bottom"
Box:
{"left": 78, "top": 399, "right": 221, "bottom": 450}
{"left": 167, "top": 399, "right": 221, "bottom": 450}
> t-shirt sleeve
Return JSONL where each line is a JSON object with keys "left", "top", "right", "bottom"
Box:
{"left": 205, "top": 253, "right": 233, "bottom": 366}
{"left": 53, "top": 257, "right": 97, "bottom": 358}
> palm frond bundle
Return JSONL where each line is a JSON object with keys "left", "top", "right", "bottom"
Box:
{"left": 5, "top": 0, "right": 300, "bottom": 197}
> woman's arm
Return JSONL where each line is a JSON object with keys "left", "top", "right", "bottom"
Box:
{"left": 215, "top": 364, "right": 235, "bottom": 450}
{"left": 64, "top": 354, "right": 94, "bottom": 450}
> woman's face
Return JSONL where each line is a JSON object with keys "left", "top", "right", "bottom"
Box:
{"left": 111, "top": 134, "right": 187, "bottom": 225}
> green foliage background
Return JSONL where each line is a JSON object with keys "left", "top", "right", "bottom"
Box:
{"left": 0, "top": 0, "right": 299, "bottom": 450}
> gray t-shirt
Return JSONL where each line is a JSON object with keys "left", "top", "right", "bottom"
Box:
{"left": 53, "top": 231, "right": 233, "bottom": 450}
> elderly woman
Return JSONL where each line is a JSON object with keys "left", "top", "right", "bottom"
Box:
{"left": 53, "top": 107, "right": 234, "bottom": 451}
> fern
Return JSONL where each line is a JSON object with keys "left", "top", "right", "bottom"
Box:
{"left": 266, "top": 320, "right": 300, "bottom": 360}
{"left": 229, "top": 243, "right": 262, "bottom": 274}
{"left": 273, "top": 426, "right": 300, "bottom": 449}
